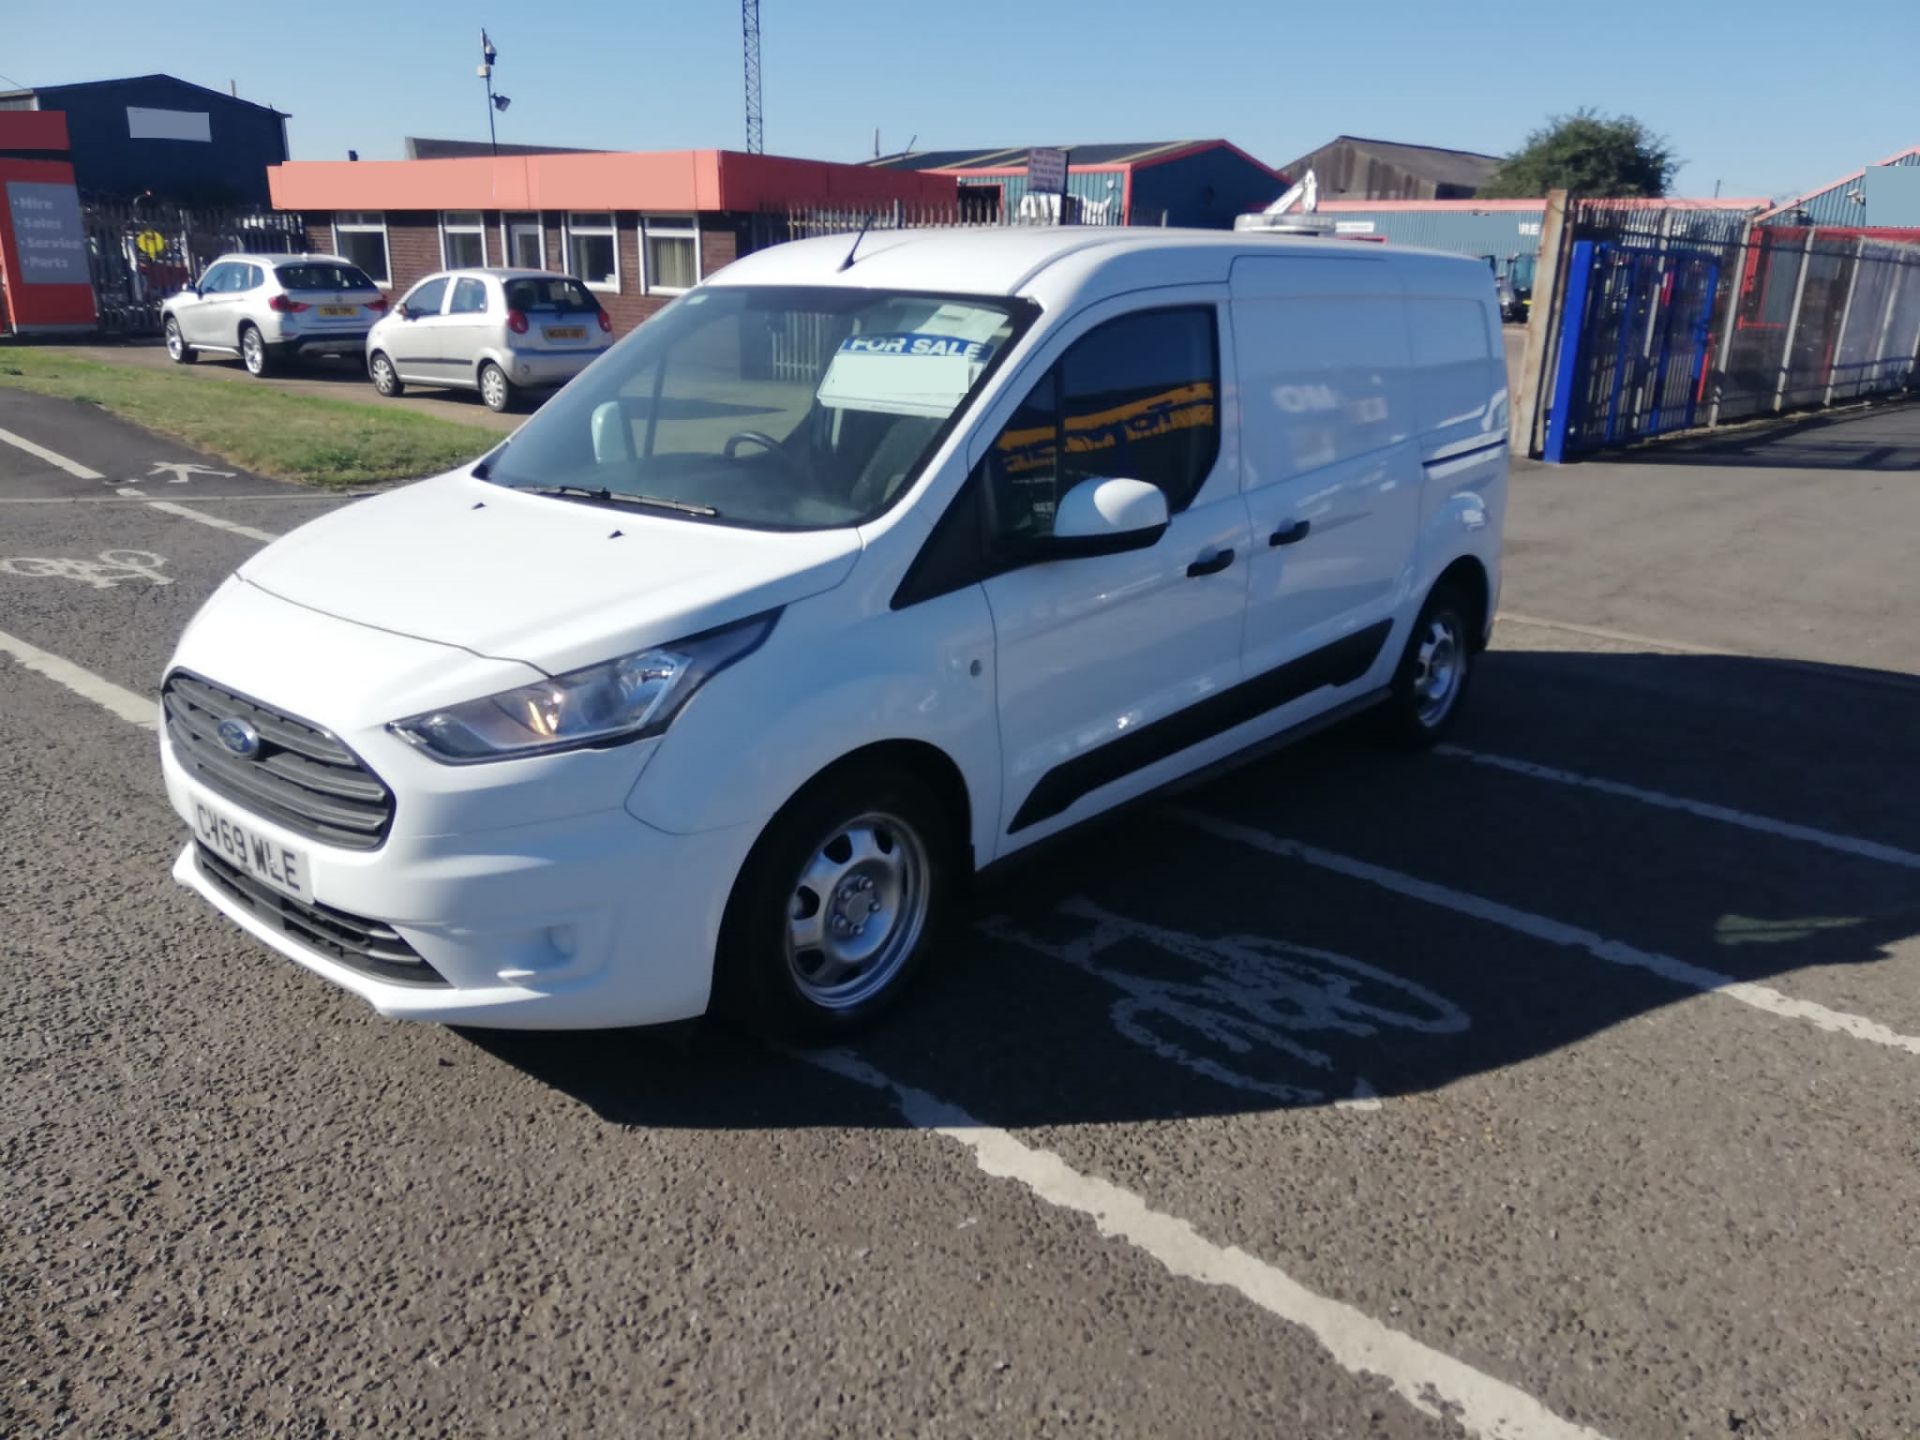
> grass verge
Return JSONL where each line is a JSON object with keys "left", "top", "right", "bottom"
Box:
{"left": 0, "top": 349, "right": 499, "bottom": 488}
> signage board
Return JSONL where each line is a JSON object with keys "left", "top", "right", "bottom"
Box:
{"left": 6, "top": 181, "right": 89, "bottom": 285}
{"left": 1027, "top": 147, "right": 1068, "bottom": 197}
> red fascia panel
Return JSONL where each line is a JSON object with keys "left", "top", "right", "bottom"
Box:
{"left": 0, "top": 110, "right": 70, "bottom": 153}
{"left": 267, "top": 149, "right": 957, "bottom": 216}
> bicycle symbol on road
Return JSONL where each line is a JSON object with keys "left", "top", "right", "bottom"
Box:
{"left": 0, "top": 549, "right": 173, "bottom": 589}
{"left": 980, "top": 898, "right": 1470, "bottom": 1109}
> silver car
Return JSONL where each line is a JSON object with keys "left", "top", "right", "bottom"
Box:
{"left": 366, "top": 268, "right": 614, "bottom": 413}
{"left": 163, "top": 254, "right": 387, "bottom": 376}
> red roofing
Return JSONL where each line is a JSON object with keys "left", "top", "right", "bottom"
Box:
{"left": 268, "top": 149, "right": 957, "bottom": 214}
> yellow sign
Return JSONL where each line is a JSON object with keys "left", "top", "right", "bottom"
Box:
{"left": 134, "top": 229, "right": 167, "bottom": 259}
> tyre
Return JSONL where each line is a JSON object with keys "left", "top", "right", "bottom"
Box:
{"left": 478, "top": 360, "right": 514, "bottom": 413}
{"left": 239, "top": 323, "right": 275, "bottom": 377}
{"left": 163, "top": 317, "right": 196, "bottom": 364}
{"left": 715, "top": 759, "right": 958, "bottom": 1040}
{"left": 369, "top": 351, "right": 403, "bottom": 397}
{"left": 1375, "top": 581, "right": 1476, "bottom": 748}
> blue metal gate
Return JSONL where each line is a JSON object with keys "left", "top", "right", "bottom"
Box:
{"left": 1544, "top": 240, "right": 1723, "bottom": 460}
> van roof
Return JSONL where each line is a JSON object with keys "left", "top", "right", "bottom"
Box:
{"left": 708, "top": 226, "right": 1480, "bottom": 303}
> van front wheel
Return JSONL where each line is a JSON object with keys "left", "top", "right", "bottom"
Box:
{"left": 716, "top": 760, "right": 956, "bottom": 1040}
{"left": 1376, "top": 583, "right": 1475, "bottom": 748}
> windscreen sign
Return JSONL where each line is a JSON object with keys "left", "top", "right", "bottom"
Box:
{"left": 816, "top": 308, "right": 1009, "bottom": 418}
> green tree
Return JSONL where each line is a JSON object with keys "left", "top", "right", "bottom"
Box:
{"left": 1480, "top": 109, "right": 1678, "bottom": 198}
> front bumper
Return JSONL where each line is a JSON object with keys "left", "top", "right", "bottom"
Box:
{"left": 163, "top": 739, "right": 754, "bottom": 1029}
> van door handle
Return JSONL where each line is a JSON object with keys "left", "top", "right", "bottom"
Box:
{"left": 1269, "top": 519, "right": 1311, "bottom": 547}
{"left": 1186, "top": 547, "right": 1235, "bottom": 578}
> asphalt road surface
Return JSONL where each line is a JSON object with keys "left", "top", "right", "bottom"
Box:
{"left": 4, "top": 385, "right": 1919, "bottom": 1438}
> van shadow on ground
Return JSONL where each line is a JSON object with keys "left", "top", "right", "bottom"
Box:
{"left": 466, "top": 646, "right": 1920, "bottom": 1132}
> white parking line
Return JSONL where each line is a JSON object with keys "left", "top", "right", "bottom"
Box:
{"left": 140, "top": 500, "right": 279, "bottom": 544}
{"left": 1437, "top": 745, "right": 1920, "bottom": 871}
{"left": 0, "top": 627, "right": 155, "bottom": 730}
{"left": 802, "top": 1046, "right": 1610, "bottom": 1440}
{"left": 0, "top": 425, "right": 104, "bottom": 480}
{"left": 1174, "top": 809, "right": 1920, "bottom": 1058}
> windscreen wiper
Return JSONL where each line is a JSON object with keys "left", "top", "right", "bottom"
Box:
{"left": 526, "top": 484, "right": 718, "bottom": 518}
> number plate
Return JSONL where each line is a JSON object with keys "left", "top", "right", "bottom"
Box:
{"left": 192, "top": 798, "right": 313, "bottom": 903}
{"left": 318, "top": 304, "right": 358, "bottom": 318}
{"left": 545, "top": 325, "right": 587, "bottom": 341}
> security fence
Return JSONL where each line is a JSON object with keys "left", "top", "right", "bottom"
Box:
{"left": 81, "top": 196, "right": 304, "bottom": 336}
{"left": 1544, "top": 199, "right": 1920, "bottom": 458}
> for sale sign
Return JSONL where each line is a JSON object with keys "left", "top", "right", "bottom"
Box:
{"left": 6, "top": 181, "right": 88, "bottom": 285}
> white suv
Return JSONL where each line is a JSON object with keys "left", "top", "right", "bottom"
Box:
{"left": 160, "top": 227, "right": 1507, "bottom": 1038}
{"left": 163, "top": 253, "right": 387, "bottom": 375}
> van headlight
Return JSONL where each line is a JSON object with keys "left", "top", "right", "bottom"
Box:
{"left": 390, "top": 612, "right": 777, "bottom": 764}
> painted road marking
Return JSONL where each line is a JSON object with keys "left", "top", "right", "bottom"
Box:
{"left": 1438, "top": 745, "right": 1920, "bottom": 871}
{"left": 0, "top": 627, "right": 155, "bottom": 730}
{"left": 0, "top": 548, "right": 172, "bottom": 588}
{"left": 9, "top": 630, "right": 1606, "bottom": 1439}
{"left": 142, "top": 460, "right": 235, "bottom": 484}
{"left": 140, "top": 500, "right": 279, "bottom": 544}
{"left": 982, "top": 897, "right": 1471, "bottom": 1110}
{"left": 0, "top": 425, "right": 104, "bottom": 480}
{"left": 801, "top": 1046, "right": 1611, "bottom": 1440}
{"left": 1175, "top": 809, "right": 1920, "bottom": 1058}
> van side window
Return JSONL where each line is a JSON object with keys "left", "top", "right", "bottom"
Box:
{"left": 979, "top": 306, "right": 1219, "bottom": 543}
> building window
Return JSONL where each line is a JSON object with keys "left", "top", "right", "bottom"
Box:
{"left": 503, "top": 213, "right": 545, "bottom": 270}
{"left": 641, "top": 215, "right": 699, "bottom": 293}
{"left": 564, "top": 212, "right": 619, "bottom": 291}
{"left": 441, "top": 211, "right": 485, "bottom": 269}
{"left": 332, "top": 212, "right": 390, "bottom": 286}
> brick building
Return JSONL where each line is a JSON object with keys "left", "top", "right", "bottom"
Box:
{"left": 266, "top": 149, "right": 958, "bottom": 335}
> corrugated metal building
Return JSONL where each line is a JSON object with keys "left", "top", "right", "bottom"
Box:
{"left": 1755, "top": 145, "right": 1920, "bottom": 228}
{"left": 0, "top": 74, "right": 288, "bottom": 205}
{"left": 1275, "top": 136, "right": 1501, "bottom": 200}
{"left": 1316, "top": 197, "right": 1769, "bottom": 287}
{"left": 867, "top": 140, "right": 1284, "bottom": 227}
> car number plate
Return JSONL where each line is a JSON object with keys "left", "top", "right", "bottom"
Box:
{"left": 318, "top": 304, "right": 358, "bottom": 318}
{"left": 545, "top": 326, "right": 587, "bottom": 341}
{"left": 192, "top": 798, "right": 313, "bottom": 903}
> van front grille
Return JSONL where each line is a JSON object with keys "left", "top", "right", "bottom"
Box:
{"left": 163, "top": 670, "right": 394, "bottom": 850}
{"left": 194, "top": 844, "right": 444, "bottom": 986}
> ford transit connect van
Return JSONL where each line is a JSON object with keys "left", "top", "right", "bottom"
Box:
{"left": 161, "top": 227, "right": 1507, "bottom": 1038}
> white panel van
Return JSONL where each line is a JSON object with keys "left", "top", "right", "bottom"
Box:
{"left": 160, "top": 227, "right": 1507, "bottom": 1038}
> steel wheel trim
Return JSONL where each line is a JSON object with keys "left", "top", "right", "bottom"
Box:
{"left": 242, "top": 330, "right": 264, "bottom": 372}
{"left": 1412, "top": 615, "right": 1464, "bottom": 728}
{"left": 481, "top": 367, "right": 507, "bottom": 408}
{"left": 164, "top": 321, "right": 183, "bottom": 359}
{"left": 785, "top": 811, "right": 931, "bottom": 1011}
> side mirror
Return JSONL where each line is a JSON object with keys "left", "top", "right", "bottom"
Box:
{"left": 394, "top": 303, "right": 410, "bottom": 320}
{"left": 590, "top": 400, "right": 634, "bottom": 465}
{"left": 1041, "top": 477, "right": 1169, "bottom": 558}
{"left": 183, "top": 284, "right": 202, "bottom": 299}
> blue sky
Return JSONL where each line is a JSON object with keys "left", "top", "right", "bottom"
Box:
{"left": 6, "top": 0, "right": 1915, "bottom": 201}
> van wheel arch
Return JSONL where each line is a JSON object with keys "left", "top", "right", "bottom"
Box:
{"left": 1432, "top": 555, "right": 1490, "bottom": 651}
{"left": 774, "top": 740, "right": 976, "bottom": 876}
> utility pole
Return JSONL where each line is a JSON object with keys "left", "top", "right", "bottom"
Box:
{"left": 742, "top": 0, "right": 764, "bottom": 154}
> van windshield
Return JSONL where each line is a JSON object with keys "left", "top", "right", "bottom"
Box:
{"left": 479, "top": 285, "right": 1033, "bottom": 530}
